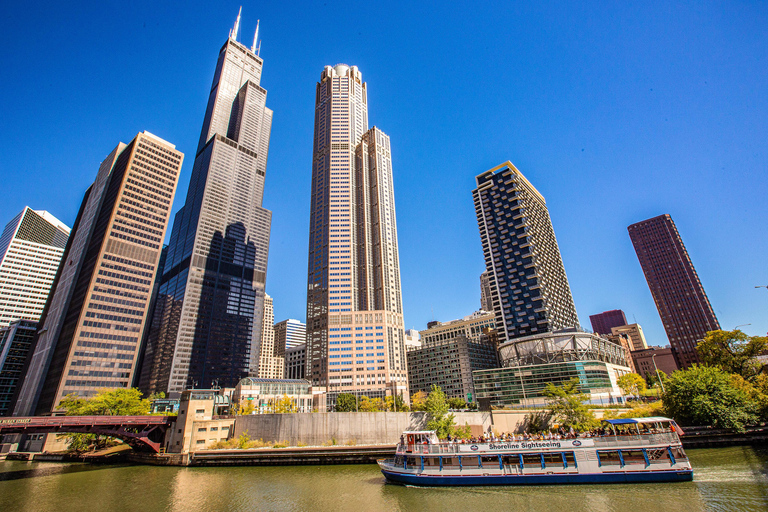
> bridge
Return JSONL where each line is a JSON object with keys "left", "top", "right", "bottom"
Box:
{"left": 0, "top": 415, "right": 176, "bottom": 453}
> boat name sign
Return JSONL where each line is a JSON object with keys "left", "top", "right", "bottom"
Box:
{"left": 457, "top": 439, "right": 594, "bottom": 453}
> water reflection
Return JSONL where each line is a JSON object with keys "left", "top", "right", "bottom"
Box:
{"left": 0, "top": 446, "right": 766, "bottom": 512}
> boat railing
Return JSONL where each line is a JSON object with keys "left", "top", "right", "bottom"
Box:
{"left": 395, "top": 432, "right": 680, "bottom": 455}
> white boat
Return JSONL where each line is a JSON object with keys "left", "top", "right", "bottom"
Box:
{"left": 378, "top": 416, "right": 693, "bottom": 486}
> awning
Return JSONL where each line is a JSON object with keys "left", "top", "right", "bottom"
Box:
{"left": 602, "top": 416, "right": 674, "bottom": 425}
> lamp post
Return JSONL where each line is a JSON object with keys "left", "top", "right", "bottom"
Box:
{"left": 652, "top": 354, "right": 665, "bottom": 394}
{"left": 734, "top": 323, "right": 751, "bottom": 331}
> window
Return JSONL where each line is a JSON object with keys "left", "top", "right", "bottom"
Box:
{"left": 597, "top": 450, "right": 622, "bottom": 466}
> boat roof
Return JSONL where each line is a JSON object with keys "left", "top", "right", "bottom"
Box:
{"left": 402, "top": 431, "right": 436, "bottom": 435}
{"left": 602, "top": 416, "right": 675, "bottom": 425}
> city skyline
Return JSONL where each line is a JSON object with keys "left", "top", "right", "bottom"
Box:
{"left": 1, "top": 3, "right": 767, "bottom": 351}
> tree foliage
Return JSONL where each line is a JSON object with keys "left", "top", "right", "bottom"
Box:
{"left": 662, "top": 364, "right": 760, "bottom": 431}
{"left": 58, "top": 388, "right": 151, "bottom": 416}
{"left": 697, "top": 329, "right": 768, "bottom": 381}
{"left": 617, "top": 373, "right": 647, "bottom": 397}
{"left": 272, "top": 394, "right": 297, "bottom": 413}
{"left": 384, "top": 395, "right": 409, "bottom": 412}
{"left": 542, "top": 379, "right": 599, "bottom": 431}
{"left": 424, "top": 385, "right": 457, "bottom": 438}
{"left": 447, "top": 398, "right": 467, "bottom": 410}
{"left": 359, "top": 396, "right": 384, "bottom": 412}
{"left": 410, "top": 391, "right": 428, "bottom": 411}
{"left": 238, "top": 400, "right": 256, "bottom": 415}
{"left": 335, "top": 393, "right": 357, "bottom": 412}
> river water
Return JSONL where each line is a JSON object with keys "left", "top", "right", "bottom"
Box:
{"left": 1, "top": 446, "right": 767, "bottom": 512}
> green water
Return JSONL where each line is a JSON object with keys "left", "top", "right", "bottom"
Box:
{"left": 1, "top": 446, "right": 766, "bottom": 512}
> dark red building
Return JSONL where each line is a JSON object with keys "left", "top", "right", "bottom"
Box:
{"left": 589, "top": 309, "right": 627, "bottom": 335}
{"left": 628, "top": 214, "right": 720, "bottom": 369}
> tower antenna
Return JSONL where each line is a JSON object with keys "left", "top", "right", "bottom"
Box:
{"left": 251, "top": 19, "right": 260, "bottom": 53}
{"left": 230, "top": 6, "right": 242, "bottom": 41}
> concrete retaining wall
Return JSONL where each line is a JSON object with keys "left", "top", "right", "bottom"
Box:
{"left": 233, "top": 411, "right": 492, "bottom": 446}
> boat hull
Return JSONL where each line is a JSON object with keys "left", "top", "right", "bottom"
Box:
{"left": 380, "top": 468, "right": 693, "bottom": 486}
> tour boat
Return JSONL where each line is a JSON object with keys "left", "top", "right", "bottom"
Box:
{"left": 378, "top": 417, "right": 693, "bottom": 486}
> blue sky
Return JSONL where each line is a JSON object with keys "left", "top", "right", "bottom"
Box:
{"left": 1, "top": 1, "right": 766, "bottom": 346}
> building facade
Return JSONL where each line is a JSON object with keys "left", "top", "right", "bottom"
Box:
{"left": 13, "top": 131, "right": 182, "bottom": 415}
{"left": 473, "top": 162, "right": 579, "bottom": 345}
{"left": 284, "top": 343, "right": 306, "bottom": 380}
{"left": 480, "top": 271, "right": 493, "bottom": 312}
{"left": 0, "top": 208, "right": 70, "bottom": 327}
{"left": 628, "top": 214, "right": 720, "bottom": 369}
{"left": 140, "top": 15, "right": 274, "bottom": 395}
{"left": 233, "top": 377, "right": 313, "bottom": 413}
{"left": 305, "top": 64, "right": 407, "bottom": 407}
{"left": 0, "top": 320, "right": 37, "bottom": 416}
{"left": 274, "top": 318, "right": 306, "bottom": 357}
{"left": 631, "top": 346, "right": 678, "bottom": 380}
{"left": 589, "top": 309, "right": 627, "bottom": 336}
{"left": 474, "top": 329, "right": 632, "bottom": 407}
{"left": 254, "top": 294, "right": 283, "bottom": 379}
{"left": 610, "top": 323, "right": 648, "bottom": 351}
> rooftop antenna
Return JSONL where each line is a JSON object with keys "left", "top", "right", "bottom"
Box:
{"left": 251, "top": 19, "right": 260, "bottom": 54}
{"left": 230, "top": 6, "right": 242, "bottom": 41}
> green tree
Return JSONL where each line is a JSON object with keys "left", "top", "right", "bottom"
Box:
{"left": 58, "top": 388, "right": 151, "bottom": 416}
{"left": 447, "top": 397, "right": 467, "bottom": 410}
{"left": 662, "top": 364, "right": 759, "bottom": 431}
{"left": 359, "top": 396, "right": 384, "bottom": 412}
{"left": 410, "top": 391, "right": 428, "bottom": 411}
{"left": 424, "top": 385, "right": 456, "bottom": 438}
{"left": 617, "top": 373, "right": 647, "bottom": 398}
{"left": 697, "top": 329, "right": 768, "bottom": 381}
{"left": 384, "top": 395, "right": 409, "bottom": 412}
{"left": 335, "top": 393, "right": 357, "bottom": 412}
{"left": 238, "top": 400, "right": 256, "bottom": 415}
{"left": 542, "top": 379, "right": 599, "bottom": 431}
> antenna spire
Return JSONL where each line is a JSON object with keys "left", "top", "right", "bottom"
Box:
{"left": 251, "top": 19, "right": 260, "bottom": 53}
{"left": 230, "top": 6, "right": 242, "bottom": 41}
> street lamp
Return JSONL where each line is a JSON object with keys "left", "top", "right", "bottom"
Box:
{"left": 734, "top": 323, "right": 751, "bottom": 331}
{"left": 652, "top": 354, "right": 665, "bottom": 394}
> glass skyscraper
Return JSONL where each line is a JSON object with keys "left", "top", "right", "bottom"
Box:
{"left": 306, "top": 64, "right": 407, "bottom": 406}
{"left": 140, "top": 13, "right": 273, "bottom": 395}
{"left": 473, "top": 162, "right": 580, "bottom": 344}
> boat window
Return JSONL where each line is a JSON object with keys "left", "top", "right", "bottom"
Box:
{"left": 442, "top": 457, "right": 458, "bottom": 466}
{"left": 501, "top": 455, "right": 518, "bottom": 465}
{"left": 522, "top": 454, "right": 542, "bottom": 468}
{"left": 673, "top": 447, "right": 688, "bottom": 460}
{"left": 645, "top": 448, "right": 671, "bottom": 463}
{"left": 542, "top": 453, "right": 564, "bottom": 467}
{"left": 462, "top": 456, "right": 480, "bottom": 467}
{"left": 563, "top": 452, "right": 576, "bottom": 467}
{"left": 406, "top": 457, "right": 419, "bottom": 467}
{"left": 621, "top": 450, "right": 646, "bottom": 464}
{"left": 597, "top": 450, "right": 622, "bottom": 466}
{"left": 481, "top": 456, "right": 498, "bottom": 464}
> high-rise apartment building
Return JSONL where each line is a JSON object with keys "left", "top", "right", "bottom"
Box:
{"left": 589, "top": 309, "right": 627, "bottom": 335}
{"left": 628, "top": 214, "right": 720, "bottom": 369}
{"left": 480, "top": 271, "right": 493, "bottom": 312}
{"left": 305, "top": 64, "right": 407, "bottom": 406}
{"left": 0, "top": 208, "right": 70, "bottom": 327}
{"left": 254, "top": 294, "right": 283, "bottom": 379}
{"left": 140, "top": 14, "right": 273, "bottom": 395}
{"left": 473, "top": 162, "right": 579, "bottom": 344}
{"left": 0, "top": 320, "right": 37, "bottom": 416}
{"left": 274, "top": 319, "right": 306, "bottom": 357}
{"left": 12, "top": 131, "right": 182, "bottom": 415}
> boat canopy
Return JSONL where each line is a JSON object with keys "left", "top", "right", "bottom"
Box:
{"left": 602, "top": 416, "right": 675, "bottom": 425}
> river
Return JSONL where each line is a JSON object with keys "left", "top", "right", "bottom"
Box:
{"left": 1, "top": 446, "right": 767, "bottom": 511}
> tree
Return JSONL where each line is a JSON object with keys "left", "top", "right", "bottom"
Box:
{"left": 542, "top": 379, "right": 599, "bottom": 431}
{"left": 447, "top": 397, "right": 467, "bottom": 410}
{"left": 662, "top": 364, "right": 760, "bottom": 431}
{"left": 697, "top": 329, "right": 768, "bottom": 381}
{"left": 384, "top": 395, "right": 409, "bottom": 412}
{"left": 617, "top": 373, "right": 647, "bottom": 398}
{"left": 238, "top": 399, "right": 256, "bottom": 415}
{"left": 410, "top": 391, "right": 428, "bottom": 411}
{"left": 359, "top": 396, "right": 383, "bottom": 412}
{"left": 273, "top": 394, "right": 297, "bottom": 413}
{"left": 424, "top": 385, "right": 456, "bottom": 438}
{"left": 58, "top": 388, "right": 151, "bottom": 416}
{"left": 335, "top": 393, "right": 357, "bottom": 412}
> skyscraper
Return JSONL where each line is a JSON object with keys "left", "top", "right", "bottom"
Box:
{"left": 0, "top": 320, "right": 37, "bottom": 416}
{"left": 140, "top": 12, "right": 273, "bottom": 395}
{"left": 274, "top": 318, "right": 306, "bottom": 357}
{"left": 0, "top": 208, "right": 70, "bottom": 327}
{"left": 473, "top": 162, "right": 579, "bottom": 344}
{"left": 479, "top": 271, "right": 493, "bottom": 312}
{"left": 254, "top": 294, "right": 283, "bottom": 379}
{"left": 12, "top": 131, "right": 183, "bottom": 415}
{"left": 628, "top": 214, "right": 719, "bottom": 369}
{"left": 589, "top": 309, "right": 627, "bottom": 335}
{"left": 305, "top": 64, "right": 407, "bottom": 406}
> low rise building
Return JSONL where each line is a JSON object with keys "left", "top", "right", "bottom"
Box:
{"left": 611, "top": 323, "right": 649, "bottom": 351}
{"left": 473, "top": 329, "right": 632, "bottom": 407}
{"left": 631, "top": 346, "right": 678, "bottom": 380}
{"left": 233, "top": 377, "right": 313, "bottom": 413}
{"left": 164, "top": 389, "right": 233, "bottom": 453}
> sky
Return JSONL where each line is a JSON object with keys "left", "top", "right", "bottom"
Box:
{"left": 1, "top": 1, "right": 766, "bottom": 347}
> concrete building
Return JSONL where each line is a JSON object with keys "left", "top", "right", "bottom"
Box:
{"left": 274, "top": 318, "right": 306, "bottom": 357}
{"left": 12, "top": 131, "right": 183, "bottom": 415}
{"left": 164, "top": 389, "right": 234, "bottom": 453}
{"left": 0, "top": 320, "right": 37, "bottom": 416}
{"left": 589, "top": 309, "right": 627, "bottom": 336}
{"left": 480, "top": 271, "right": 493, "bottom": 312}
{"left": 404, "top": 329, "right": 421, "bottom": 350}
{"left": 305, "top": 64, "right": 407, "bottom": 407}
{"left": 611, "top": 323, "right": 648, "bottom": 351}
{"left": 233, "top": 377, "right": 313, "bottom": 413}
{"left": 474, "top": 329, "right": 632, "bottom": 407}
{"left": 473, "top": 162, "right": 579, "bottom": 345}
{"left": 628, "top": 214, "right": 720, "bottom": 369}
{"left": 254, "top": 294, "right": 283, "bottom": 379}
{"left": 141, "top": 14, "right": 274, "bottom": 395}
{"left": 284, "top": 343, "right": 306, "bottom": 380}
{"left": 0, "top": 207, "right": 70, "bottom": 327}
{"left": 631, "top": 346, "right": 678, "bottom": 380}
